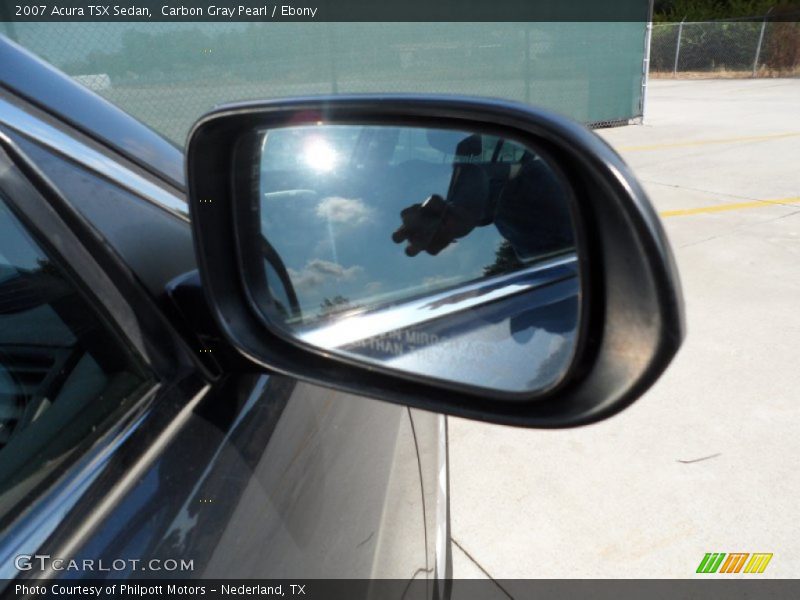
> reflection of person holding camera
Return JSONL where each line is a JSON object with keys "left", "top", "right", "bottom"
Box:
{"left": 392, "top": 150, "right": 575, "bottom": 264}
{"left": 392, "top": 163, "right": 490, "bottom": 256}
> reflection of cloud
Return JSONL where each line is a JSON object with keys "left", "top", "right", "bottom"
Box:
{"left": 289, "top": 259, "right": 364, "bottom": 291}
{"left": 422, "top": 275, "right": 450, "bottom": 288}
{"left": 316, "top": 197, "right": 373, "bottom": 225}
{"left": 365, "top": 281, "right": 383, "bottom": 294}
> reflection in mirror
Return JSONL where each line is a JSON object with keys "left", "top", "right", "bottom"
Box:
{"left": 243, "top": 124, "right": 581, "bottom": 394}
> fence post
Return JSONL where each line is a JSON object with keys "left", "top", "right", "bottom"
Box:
{"left": 752, "top": 8, "right": 773, "bottom": 77}
{"left": 642, "top": 20, "right": 653, "bottom": 122}
{"left": 673, "top": 18, "right": 685, "bottom": 75}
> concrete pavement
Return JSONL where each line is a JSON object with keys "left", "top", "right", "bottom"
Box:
{"left": 450, "top": 79, "right": 800, "bottom": 580}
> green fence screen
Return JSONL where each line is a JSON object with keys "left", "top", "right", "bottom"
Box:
{"left": 4, "top": 21, "right": 648, "bottom": 145}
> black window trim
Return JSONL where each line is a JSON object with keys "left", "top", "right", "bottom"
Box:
{"left": 0, "top": 89, "right": 188, "bottom": 224}
{"left": 0, "top": 129, "right": 206, "bottom": 571}
{"left": 0, "top": 130, "right": 196, "bottom": 380}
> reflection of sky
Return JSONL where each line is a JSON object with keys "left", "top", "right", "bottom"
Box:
{"left": 259, "top": 126, "right": 510, "bottom": 319}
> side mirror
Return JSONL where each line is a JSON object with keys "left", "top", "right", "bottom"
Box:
{"left": 186, "top": 96, "right": 684, "bottom": 428}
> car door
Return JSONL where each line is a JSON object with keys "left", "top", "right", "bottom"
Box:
{"left": 0, "top": 71, "right": 446, "bottom": 591}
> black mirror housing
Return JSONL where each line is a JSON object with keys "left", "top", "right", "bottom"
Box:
{"left": 186, "top": 95, "right": 684, "bottom": 428}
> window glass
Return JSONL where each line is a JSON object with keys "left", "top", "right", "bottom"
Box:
{"left": 0, "top": 198, "right": 149, "bottom": 514}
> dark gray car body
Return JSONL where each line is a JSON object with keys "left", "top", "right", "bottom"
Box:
{"left": 0, "top": 36, "right": 447, "bottom": 589}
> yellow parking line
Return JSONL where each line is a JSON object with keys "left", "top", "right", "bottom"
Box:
{"left": 661, "top": 196, "right": 800, "bottom": 218}
{"left": 620, "top": 132, "right": 800, "bottom": 152}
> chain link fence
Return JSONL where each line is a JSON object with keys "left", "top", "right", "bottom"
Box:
{"left": 3, "top": 22, "right": 647, "bottom": 144}
{"left": 650, "top": 15, "right": 800, "bottom": 78}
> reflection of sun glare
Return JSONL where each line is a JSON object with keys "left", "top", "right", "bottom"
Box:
{"left": 303, "top": 138, "right": 337, "bottom": 172}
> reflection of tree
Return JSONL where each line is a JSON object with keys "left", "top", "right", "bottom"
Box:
{"left": 319, "top": 295, "right": 352, "bottom": 316}
{"left": 483, "top": 240, "right": 523, "bottom": 277}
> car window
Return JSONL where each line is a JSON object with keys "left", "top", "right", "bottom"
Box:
{"left": 0, "top": 198, "right": 150, "bottom": 518}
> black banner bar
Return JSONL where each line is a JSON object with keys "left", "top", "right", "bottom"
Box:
{"left": 3, "top": 579, "right": 800, "bottom": 600}
{"left": 2, "top": 0, "right": 656, "bottom": 23}
{"left": 4, "top": 1, "right": 800, "bottom": 23}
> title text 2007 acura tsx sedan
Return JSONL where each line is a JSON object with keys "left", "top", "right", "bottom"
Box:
{"left": 0, "top": 35, "right": 683, "bottom": 596}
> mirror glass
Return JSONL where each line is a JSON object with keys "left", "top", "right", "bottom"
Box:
{"left": 243, "top": 123, "right": 581, "bottom": 395}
